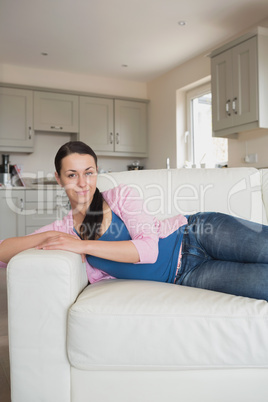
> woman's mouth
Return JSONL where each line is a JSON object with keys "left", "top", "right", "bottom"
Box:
{"left": 76, "top": 190, "right": 89, "bottom": 196}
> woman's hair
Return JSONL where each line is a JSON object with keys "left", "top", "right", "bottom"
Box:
{"left": 55, "top": 141, "right": 104, "bottom": 240}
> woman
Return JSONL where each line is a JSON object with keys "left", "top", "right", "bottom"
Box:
{"left": 1, "top": 141, "right": 268, "bottom": 300}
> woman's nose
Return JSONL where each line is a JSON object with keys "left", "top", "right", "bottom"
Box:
{"left": 77, "top": 175, "right": 87, "bottom": 187}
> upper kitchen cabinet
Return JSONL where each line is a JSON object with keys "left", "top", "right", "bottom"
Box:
{"left": 34, "top": 91, "right": 79, "bottom": 133}
{"left": 79, "top": 97, "right": 147, "bottom": 157}
{"left": 211, "top": 27, "right": 268, "bottom": 137}
{"left": 79, "top": 96, "right": 114, "bottom": 152}
{"left": 114, "top": 100, "right": 147, "bottom": 155}
{"left": 0, "top": 87, "right": 34, "bottom": 152}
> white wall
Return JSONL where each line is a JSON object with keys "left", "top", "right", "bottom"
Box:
{"left": 0, "top": 63, "right": 147, "bottom": 98}
{"left": 0, "top": 64, "right": 148, "bottom": 175}
{"left": 228, "top": 129, "right": 268, "bottom": 168}
{"left": 147, "top": 53, "right": 210, "bottom": 169}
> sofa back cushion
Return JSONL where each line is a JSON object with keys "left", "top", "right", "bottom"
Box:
{"left": 97, "top": 167, "right": 266, "bottom": 224}
{"left": 260, "top": 169, "right": 268, "bottom": 223}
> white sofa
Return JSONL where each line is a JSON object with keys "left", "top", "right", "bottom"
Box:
{"left": 7, "top": 167, "right": 268, "bottom": 402}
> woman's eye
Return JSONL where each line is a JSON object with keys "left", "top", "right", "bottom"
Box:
{"left": 86, "top": 171, "right": 93, "bottom": 176}
{"left": 68, "top": 174, "right": 76, "bottom": 178}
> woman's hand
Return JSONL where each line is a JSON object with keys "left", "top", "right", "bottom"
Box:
{"left": 35, "top": 232, "right": 86, "bottom": 262}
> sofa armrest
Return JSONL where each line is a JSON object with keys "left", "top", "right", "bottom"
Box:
{"left": 7, "top": 249, "right": 88, "bottom": 402}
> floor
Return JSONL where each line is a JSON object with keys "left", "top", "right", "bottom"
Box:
{"left": 0, "top": 268, "right": 11, "bottom": 402}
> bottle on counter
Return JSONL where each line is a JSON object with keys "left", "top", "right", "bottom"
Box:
{"left": 0, "top": 155, "right": 11, "bottom": 186}
{"left": 2, "top": 154, "right": 10, "bottom": 173}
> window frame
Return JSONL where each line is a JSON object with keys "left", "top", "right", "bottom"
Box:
{"left": 186, "top": 82, "right": 212, "bottom": 165}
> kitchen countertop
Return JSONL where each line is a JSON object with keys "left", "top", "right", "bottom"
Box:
{"left": 0, "top": 184, "right": 60, "bottom": 190}
{"left": 0, "top": 176, "right": 60, "bottom": 190}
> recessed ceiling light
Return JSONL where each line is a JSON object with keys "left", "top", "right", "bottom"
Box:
{"left": 178, "top": 21, "right": 186, "bottom": 26}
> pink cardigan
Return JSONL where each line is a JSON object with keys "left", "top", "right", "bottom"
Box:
{"left": 1, "top": 185, "right": 187, "bottom": 283}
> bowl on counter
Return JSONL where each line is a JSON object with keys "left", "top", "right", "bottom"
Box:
{"left": 127, "top": 166, "right": 144, "bottom": 171}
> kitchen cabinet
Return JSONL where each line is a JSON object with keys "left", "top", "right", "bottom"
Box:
{"left": 24, "top": 188, "right": 70, "bottom": 234}
{"left": 0, "top": 189, "right": 25, "bottom": 238}
{"left": 1, "top": 84, "right": 148, "bottom": 155}
{"left": 0, "top": 87, "right": 34, "bottom": 152}
{"left": 0, "top": 188, "right": 70, "bottom": 238}
{"left": 79, "top": 96, "right": 114, "bottom": 152}
{"left": 34, "top": 91, "right": 79, "bottom": 133}
{"left": 211, "top": 27, "right": 268, "bottom": 137}
{"left": 79, "top": 97, "right": 147, "bottom": 156}
{"left": 114, "top": 99, "right": 147, "bottom": 154}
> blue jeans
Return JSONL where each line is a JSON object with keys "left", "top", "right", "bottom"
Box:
{"left": 175, "top": 212, "right": 268, "bottom": 301}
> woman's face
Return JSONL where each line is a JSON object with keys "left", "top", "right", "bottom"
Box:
{"left": 55, "top": 153, "right": 98, "bottom": 211}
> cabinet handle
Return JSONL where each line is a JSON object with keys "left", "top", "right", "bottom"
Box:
{"left": 109, "top": 132, "right": 113, "bottom": 144}
{"left": 225, "top": 100, "right": 231, "bottom": 116}
{"left": 61, "top": 202, "right": 70, "bottom": 209}
{"left": 20, "top": 198, "right": 24, "bottom": 212}
{"left": 50, "top": 126, "right": 63, "bottom": 130}
{"left": 29, "top": 126, "right": 32, "bottom": 139}
{"left": 232, "top": 97, "right": 238, "bottom": 114}
{"left": 116, "top": 133, "right": 120, "bottom": 144}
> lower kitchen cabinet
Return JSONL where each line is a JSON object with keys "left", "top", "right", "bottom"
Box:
{"left": 0, "top": 189, "right": 25, "bottom": 238}
{"left": 0, "top": 188, "right": 70, "bottom": 238}
{"left": 24, "top": 189, "right": 69, "bottom": 235}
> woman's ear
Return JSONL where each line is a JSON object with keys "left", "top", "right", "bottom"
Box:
{"left": 55, "top": 172, "right": 62, "bottom": 187}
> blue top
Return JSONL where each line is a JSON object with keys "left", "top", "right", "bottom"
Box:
{"left": 86, "top": 211, "right": 185, "bottom": 283}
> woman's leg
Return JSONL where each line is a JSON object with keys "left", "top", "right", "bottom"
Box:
{"left": 187, "top": 212, "right": 268, "bottom": 264}
{"left": 177, "top": 212, "right": 268, "bottom": 300}
{"left": 182, "top": 259, "right": 268, "bottom": 300}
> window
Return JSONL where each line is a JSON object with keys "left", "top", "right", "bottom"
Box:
{"left": 186, "top": 83, "right": 228, "bottom": 168}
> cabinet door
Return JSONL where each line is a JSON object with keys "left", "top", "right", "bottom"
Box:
{"left": 0, "top": 88, "right": 34, "bottom": 152}
{"left": 34, "top": 91, "right": 79, "bottom": 133}
{"left": 232, "top": 36, "right": 258, "bottom": 127}
{"left": 114, "top": 100, "right": 147, "bottom": 154}
{"left": 79, "top": 97, "right": 114, "bottom": 151}
{"left": 0, "top": 190, "right": 25, "bottom": 238}
{"left": 211, "top": 49, "right": 233, "bottom": 131}
{"left": 24, "top": 202, "right": 59, "bottom": 234}
{"left": 24, "top": 189, "right": 70, "bottom": 234}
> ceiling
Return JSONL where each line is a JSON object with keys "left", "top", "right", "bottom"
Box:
{"left": 1, "top": 0, "right": 268, "bottom": 82}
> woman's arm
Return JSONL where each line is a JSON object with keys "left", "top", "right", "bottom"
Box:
{"left": 1, "top": 225, "right": 139, "bottom": 267}
{"left": 35, "top": 233, "right": 140, "bottom": 263}
{"left": 9, "top": 185, "right": 157, "bottom": 266}
{"left": 86, "top": 240, "right": 140, "bottom": 263}
{"left": 103, "top": 185, "right": 160, "bottom": 264}
{"left": 0, "top": 231, "right": 83, "bottom": 264}
{"left": 34, "top": 185, "right": 157, "bottom": 264}
{"left": 0, "top": 232, "right": 54, "bottom": 264}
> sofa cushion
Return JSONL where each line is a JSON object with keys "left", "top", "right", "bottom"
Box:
{"left": 260, "top": 169, "right": 268, "bottom": 221}
{"left": 67, "top": 279, "right": 268, "bottom": 370}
